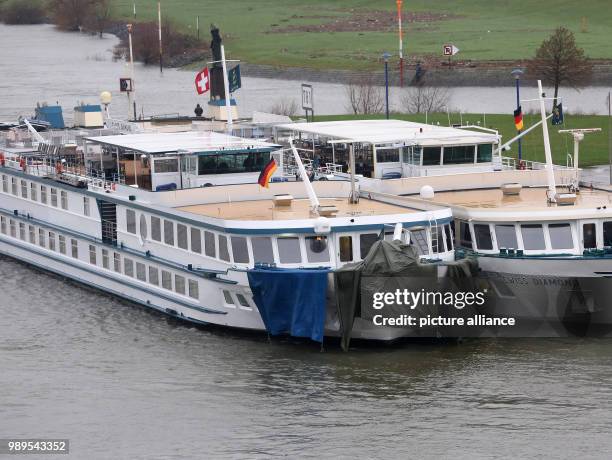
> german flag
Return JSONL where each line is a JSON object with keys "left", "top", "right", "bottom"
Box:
{"left": 513, "top": 106, "right": 524, "bottom": 131}
{"left": 257, "top": 158, "right": 277, "bottom": 188}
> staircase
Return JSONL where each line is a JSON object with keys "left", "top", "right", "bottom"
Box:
{"left": 97, "top": 200, "right": 117, "bottom": 245}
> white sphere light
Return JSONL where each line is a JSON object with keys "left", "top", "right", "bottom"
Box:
{"left": 100, "top": 91, "right": 112, "bottom": 105}
{"left": 420, "top": 185, "right": 435, "bottom": 199}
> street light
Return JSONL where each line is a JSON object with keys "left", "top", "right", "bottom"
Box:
{"left": 383, "top": 52, "right": 391, "bottom": 120}
{"left": 511, "top": 68, "right": 524, "bottom": 160}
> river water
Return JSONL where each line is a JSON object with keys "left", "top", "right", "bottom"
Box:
{"left": 1, "top": 24, "right": 611, "bottom": 124}
{"left": 2, "top": 24, "right": 612, "bottom": 459}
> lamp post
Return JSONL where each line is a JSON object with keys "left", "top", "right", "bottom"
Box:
{"left": 511, "top": 68, "right": 524, "bottom": 160}
{"left": 383, "top": 52, "right": 391, "bottom": 120}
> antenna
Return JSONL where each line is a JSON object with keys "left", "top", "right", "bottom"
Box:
{"left": 537, "top": 80, "right": 557, "bottom": 202}
{"left": 289, "top": 139, "right": 320, "bottom": 214}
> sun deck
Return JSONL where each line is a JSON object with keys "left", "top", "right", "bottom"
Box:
{"left": 176, "top": 197, "right": 416, "bottom": 221}
{"left": 427, "top": 187, "right": 612, "bottom": 211}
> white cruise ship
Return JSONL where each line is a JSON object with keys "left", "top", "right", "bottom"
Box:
{"left": 0, "top": 127, "right": 454, "bottom": 342}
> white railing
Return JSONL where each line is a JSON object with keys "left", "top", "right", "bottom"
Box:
{"left": 501, "top": 156, "right": 574, "bottom": 171}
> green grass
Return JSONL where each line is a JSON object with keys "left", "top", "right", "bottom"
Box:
{"left": 112, "top": 0, "right": 612, "bottom": 70}
{"left": 313, "top": 112, "right": 612, "bottom": 167}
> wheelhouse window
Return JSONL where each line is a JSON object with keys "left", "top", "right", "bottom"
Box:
{"left": 126, "top": 209, "right": 136, "bottom": 234}
{"left": 443, "top": 145, "right": 475, "bottom": 165}
{"left": 477, "top": 144, "right": 493, "bottom": 163}
{"left": 495, "top": 224, "right": 518, "bottom": 249}
{"left": 521, "top": 224, "right": 546, "bottom": 250}
{"left": 549, "top": 223, "right": 574, "bottom": 250}
{"left": 154, "top": 158, "right": 179, "bottom": 173}
{"left": 191, "top": 228, "right": 202, "bottom": 253}
{"left": 444, "top": 224, "right": 454, "bottom": 251}
{"left": 198, "top": 151, "right": 270, "bottom": 175}
{"left": 422, "top": 147, "right": 442, "bottom": 166}
{"left": 177, "top": 224, "right": 188, "bottom": 250}
{"left": 252, "top": 236, "right": 274, "bottom": 264}
{"left": 474, "top": 224, "right": 493, "bottom": 250}
{"left": 231, "top": 236, "right": 249, "bottom": 264}
{"left": 359, "top": 233, "right": 378, "bottom": 259}
{"left": 305, "top": 236, "right": 329, "bottom": 263}
{"left": 604, "top": 221, "right": 612, "bottom": 247}
{"left": 163, "top": 220, "right": 174, "bottom": 245}
{"left": 410, "top": 228, "right": 430, "bottom": 255}
{"left": 375, "top": 148, "right": 400, "bottom": 163}
{"left": 277, "top": 237, "right": 301, "bottom": 263}
{"left": 151, "top": 216, "right": 161, "bottom": 241}
{"left": 339, "top": 235, "right": 353, "bottom": 262}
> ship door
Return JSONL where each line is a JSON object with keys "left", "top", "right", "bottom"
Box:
{"left": 581, "top": 221, "right": 598, "bottom": 250}
{"left": 336, "top": 233, "right": 355, "bottom": 265}
{"left": 181, "top": 155, "right": 199, "bottom": 189}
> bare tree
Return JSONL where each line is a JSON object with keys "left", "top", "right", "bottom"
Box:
{"left": 527, "top": 26, "right": 593, "bottom": 109}
{"left": 51, "top": 0, "right": 93, "bottom": 31}
{"left": 86, "top": 0, "right": 112, "bottom": 38}
{"left": 401, "top": 85, "right": 450, "bottom": 114}
{"left": 345, "top": 75, "right": 384, "bottom": 115}
{"left": 268, "top": 97, "right": 299, "bottom": 117}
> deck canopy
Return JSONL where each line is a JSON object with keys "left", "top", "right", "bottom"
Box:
{"left": 84, "top": 131, "right": 281, "bottom": 155}
{"left": 278, "top": 119, "right": 499, "bottom": 147}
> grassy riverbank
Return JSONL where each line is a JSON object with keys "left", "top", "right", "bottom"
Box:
{"left": 111, "top": 0, "right": 612, "bottom": 70}
{"left": 314, "top": 113, "right": 611, "bottom": 167}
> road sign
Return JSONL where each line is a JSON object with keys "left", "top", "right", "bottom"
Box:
{"left": 301, "top": 84, "right": 313, "bottom": 110}
{"left": 443, "top": 44, "right": 459, "bottom": 56}
{"left": 119, "top": 78, "right": 133, "bottom": 92}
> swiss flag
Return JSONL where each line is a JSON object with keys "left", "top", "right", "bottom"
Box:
{"left": 195, "top": 67, "right": 210, "bottom": 95}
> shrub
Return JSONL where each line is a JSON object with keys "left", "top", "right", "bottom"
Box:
{"left": 1, "top": 0, "right": 45, "bottom": 25}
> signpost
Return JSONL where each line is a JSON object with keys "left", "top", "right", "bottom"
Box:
{"left": 443, "top": 43, "right": 459, "bottom": 68}
{"left": 301, "top": 84, "right": 314, "bottom": 122}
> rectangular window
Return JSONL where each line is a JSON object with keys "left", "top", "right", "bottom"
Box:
{"left": 219, "top": 235, "right": 230, "bottom": 261}
{"left": 422, "top": 147, "right": 442, "bottom": 166}
{"left": 375, "top": 148, "right": 400, "bottom": 163}
{"left": 477, "top": 144, "right": 493, "bottom": 163}
{"left": 443, "top": 145, "right": 475, "bottom": 165}
{"left": 521, "top": 224, "right": 546, "bottom": 250}
{"left": 252, "top": 237, "right": 274, "bottom": 264}
{"left": 18, "top": 223, "right": 25, "bottom": 240}
{"left": 474, "top": 224, "right": 493, "bottom": 250}
{"left": 161, "top": 270, "right": 172, "bottom": 290}
{"left": 113, "top": 252, "right": 121, "bottom": 272}
{"left": 236, "top": 294, "right": 251, "bottom": 310}
{"left": 411, "top": 228, "right": 431, "bottom": 255}
{"left": 305, "top": 236, "right": 330, "bottom": 263}
{"left": 11, "top": 177, "right": 17, "bottom": 195}
{"left": 40, "top": 185, "right": 47, "bottom": 204}
{"left": 604, "top": 222, "right": 612, "bottom": 247}
{"left": 71, "top": 239, "right": 78, "bottom": 258}
{"left": 190, "top": 228, "right": 202, "bottom": 253}
{"left": 188, "top": 280, "right": 199, "bottom": 299}
{"left": 2, "top": 175, "right": 7, "bottom": 193}
{"left": 60, "top": 191, "right": 68, "bottom": 209}
{"left": 495, "top": 224, "right": 518, "bottom": 249}
{"left": 175, "top": 275, "right": 186, "bottom": 295}
{"left": 50, "top": 188, "right": 58, "bottom": 207}
{"left": 20, "top": 179, "right": 27, "bottom": 198}
{"left": 148, "top": 266, "right": 159, "bottom": 285}
{"left": 136, "top": 262, "right": 147, "bottom": 281}
{"left": 223, "top": 290, "right": 235, "bottom": 305}
{"left": 583, "top": 223, "right": 597, "bottom": 250}
{"left": 151, "top": 216, "right": 161, "bottom": 241}
{"left": 48, "top": 231, "right": 56, "bottom": 251}
{"left": 549, "top": 223, "right": 574, "bottom": 250}
{"left": 29, "top": 225, "right": 36, "bottom": 244}
{"left": 89, "top": 244, "right": 96, "bottom": 264}
{"left": 204, "top": 231, "right": 216, "bottom": 258}
{"left": 231, "top": 236, "right": 249, "bottom": 264}
{"left": 30, "top": 182, "right": 37, "bottom": 201}
{"left": 124, "top": 258, "right": 134, "bottom": 277}
{"left": 154, "top": 158, "right": 179, "bottom": 173}
{"left": 177, "top": 223, "right": 188, "bottom": 250}
{"left": 359, "top": 233, "right": 378, "bottom": 259}
{"left": 459, "top": 221, "right": 473, "bottom": 249}
{"left": 444, "top": 224, "right": 454, "bottom": 251}
{"left": 83, "top": 197, "right": 90, "bottom": 216}
{"left": 163, "top": 220, "right": 174, "bottom": 245}
{"left": 277, "top": 237, "right": 301, "bottom": 263}
{"left": 126, "top": 209, "right": 136, "bottom": 234}
{"left": 38, "top": 227, "right": 45, "bottom": 246}
{"left": 0, "top": 216, "right": 5, "bottom": 234}
{"left": 59, "top": 235, "right": 66, "bottom": 254}
{"left": 9, "top": 219, "right": 16, "bottom": 238}
{"left": 339, "top": 235, "right": 353, "bottom": 262}
{"left": 102, "top": 248, "right": 109, "bottom": 269}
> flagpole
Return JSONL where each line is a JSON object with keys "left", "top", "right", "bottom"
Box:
{"left": 220, "top": 44, "right": 233, "bottom": 134}
{"left": 158, "top": 1, "right": 163, "bottom": 73}
{"left": 397, "top": 0, "right": 403, "bottom": 88}
{"left": 512, "top": 68, "right": 523, "bottom": 160}
{"left": 608, "top": 91, "right": 611, "bottom": 185}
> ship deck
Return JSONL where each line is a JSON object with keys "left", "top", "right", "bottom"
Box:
{"left": 427, "top": 186, "right": 612, "bottom": 211}
{"left": 176, "top": 197, "right": 416, "bottom": 221}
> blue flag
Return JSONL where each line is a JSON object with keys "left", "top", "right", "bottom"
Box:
{"left": 228, "top": 65, "right": 241, "bottom": 93}
{"left": 552, "top": 103, "right": 564, "bottom": 125}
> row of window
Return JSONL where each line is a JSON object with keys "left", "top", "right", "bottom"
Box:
{"left": 376, "top": 144, "right": 494, "bottom": 166}
{"left": 459, "top": 220, "right": 612, "bottom": 252}
{"left": 1, "top": 174, "right": 91, "bottom": 216}
{"left": 126, "top": 209, "right": 452, "bottom": 265}
{"left": 0, "top": 215, "right": 199, "bottom": 301}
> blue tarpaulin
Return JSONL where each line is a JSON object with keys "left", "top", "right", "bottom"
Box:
{"left": 247, "top": 267, "right": 329, "bottom": 343}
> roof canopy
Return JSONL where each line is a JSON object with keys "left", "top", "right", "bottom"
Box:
{"left": 278, "top": 119, "right": 500, "bottom": 146}
{"left": 84, "top": 131, "right": 280, "bottom": 155}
